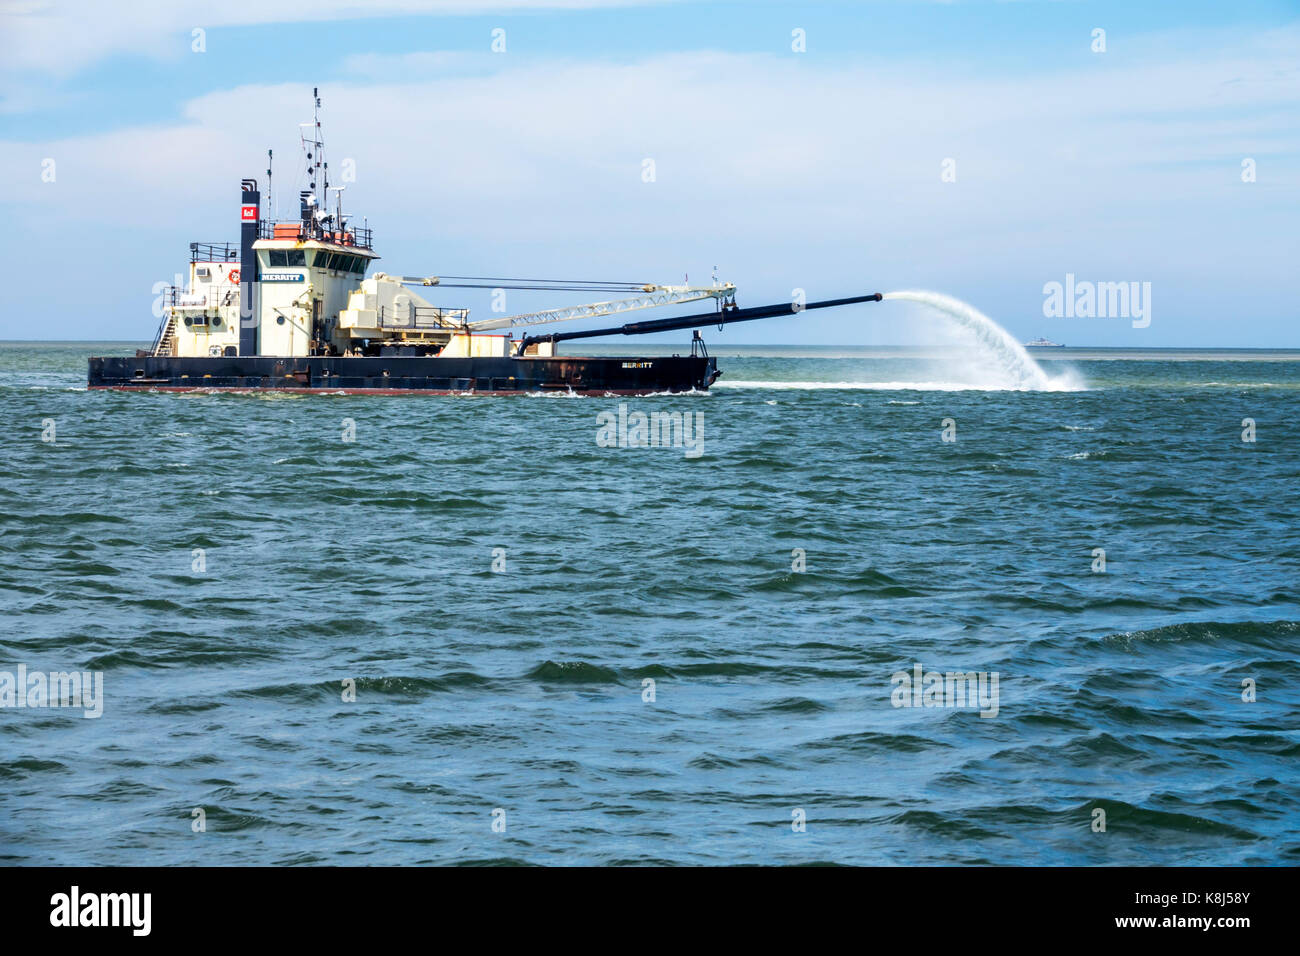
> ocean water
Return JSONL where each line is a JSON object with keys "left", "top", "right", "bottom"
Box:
{"left": 1, "top": 341, "right": 1298, "bottom": 866}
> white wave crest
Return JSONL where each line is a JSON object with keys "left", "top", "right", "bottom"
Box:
{"left": 716, "top": 379, "right": 1081, "bottom": 392}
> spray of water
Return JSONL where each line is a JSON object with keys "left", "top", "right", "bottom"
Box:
{"left": 882, "top": 290, "right": 1079, "bottom": 391}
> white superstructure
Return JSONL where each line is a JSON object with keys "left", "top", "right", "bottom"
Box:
{"left": 147, "top": 89, "right": 737, "bottom": 362}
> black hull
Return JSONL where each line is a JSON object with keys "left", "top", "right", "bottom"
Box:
{"left": 88, "top": 354, "right": 719, "bottom": 395}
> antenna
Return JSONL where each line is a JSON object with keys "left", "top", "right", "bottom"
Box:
{"left": 312, "top": 87, "right": 325, "bottom": 212}
{"left": 266, "top": 148, "right": 273, "bottom": 222}
{"left": 298, "top": 88, "right": 329, "bottom": 236}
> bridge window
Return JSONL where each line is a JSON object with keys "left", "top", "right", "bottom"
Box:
{"left": 286, "top": 250, "right": 306, "bottom": 267}
{"left": 269, "top": 250, "right": 288, "bottom": 267}
{"left": 310, "top": 251, "right": 365, "bottom": 274}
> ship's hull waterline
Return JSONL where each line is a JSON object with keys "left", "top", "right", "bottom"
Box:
{"left": 87, "top": 354, "right": 719, "bottom": 395}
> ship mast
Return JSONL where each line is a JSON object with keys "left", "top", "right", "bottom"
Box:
{"left": 296, "top": 88, "right": 347, "bottom": 236}
{"left": 297, "top": 89, "right": 326, "bottom": 228}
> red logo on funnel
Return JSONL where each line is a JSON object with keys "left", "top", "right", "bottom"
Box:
{"left": 240, "top": 205, "right": 258, "bottom": 221}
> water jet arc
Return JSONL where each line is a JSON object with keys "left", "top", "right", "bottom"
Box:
{"left": 882, "top": 290, "right": 1052, "bottom": 389}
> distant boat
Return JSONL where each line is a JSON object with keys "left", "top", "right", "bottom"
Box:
{"left": 1024, "top": 337, "right": 1064, "bottom": 347}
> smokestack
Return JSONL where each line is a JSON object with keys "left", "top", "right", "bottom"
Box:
{"left": 239, "top": 179, "right": 260, "bottom": 356}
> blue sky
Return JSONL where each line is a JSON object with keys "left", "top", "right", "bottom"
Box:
{"left": 1, "top": 0, "right": 1297, "bottom": 345}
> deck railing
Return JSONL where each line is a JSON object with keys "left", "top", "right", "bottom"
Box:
{"left": 258, "top": 219, "right": 373, "bottom": 250}
{"left": 159, "top": 285, "right": 239, "bottom": 311}
{"left": 377, "top": 305, "right": 467, "bottom": 330}
{"left": 189, "top": 242, "right": 239, "bottom": 263}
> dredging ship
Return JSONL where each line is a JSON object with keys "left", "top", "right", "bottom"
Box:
{"left": 88, "top": 92, "right": 882, "bottom": 395}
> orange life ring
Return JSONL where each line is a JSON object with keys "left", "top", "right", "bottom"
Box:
{"left": 229, "top": 268, "right": 241, "bottom": 284}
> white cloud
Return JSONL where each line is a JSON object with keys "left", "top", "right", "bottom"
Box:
{"left": 2, "top": 25, "right": 1297, "bottom": 343}
{"left": 0, "top": 0, "right": 676, "bottom": 75}
{"left": 5, "top": 33, "right": 1295, "bottom": 234}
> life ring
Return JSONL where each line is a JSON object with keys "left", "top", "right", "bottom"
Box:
{"left": 228, "top": 268, "right": 241, "bottom": 284}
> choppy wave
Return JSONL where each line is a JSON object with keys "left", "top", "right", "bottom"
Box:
{"left": 2, "top": 342, "right": 1298, "bottom": 866}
